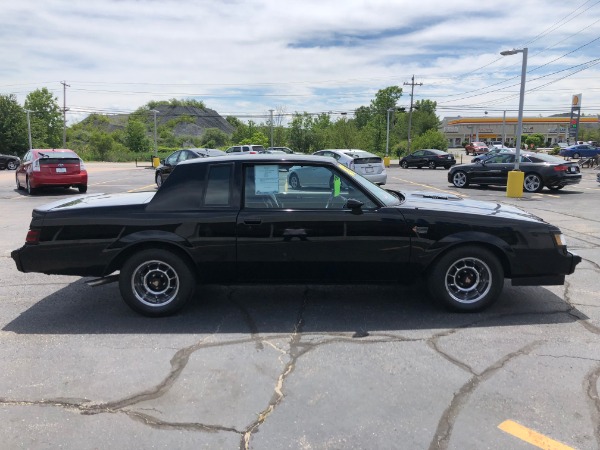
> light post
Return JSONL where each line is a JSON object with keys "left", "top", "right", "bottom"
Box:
{"left": 385, "top": 107, "right": 394, "bottom": 166}
{"left": 25, "top": 109, "right": 33, "bottom": 150}
{"left": 149, "top": 109, "right": 159, "bottom": 167}
{"left": 269, "top": 109, "right": 274, "bottom": 148}
{"left": 500, "top": 47, "right": 528, "bottom": 198}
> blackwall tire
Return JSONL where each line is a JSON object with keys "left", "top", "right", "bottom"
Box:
{"left": 428, "top": 245, "right": 504, "bottom": 312}
{"left": 428, "top": 161, "right": 436, "bottom": 169}
{"left": 401, "top": 160, "right": 409, "bottom": 169}
{"left": 452, "top": 171, "right": 469, "bottom": 188}
{"left": 26, "top": 177, "right": 36, "bottom": 195}
{"left": 78, "top": 185, "right": 88, "bottom": 193}
{"left": 288, "top": 173, "right": 301, "bottom": 189}
{"left": 523, "top": 173, "right": 543, "bottom": 193}
{"left": 119, "top": 249, "right": 195, "bottom": 317}
{"left": 7, "top": 161, "right": 17, "bottom": 170}
{"left": 156, "top": 172, "right": 162, "bottom": 188}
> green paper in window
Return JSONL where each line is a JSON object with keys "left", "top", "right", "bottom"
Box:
{"left": 333, "top": 175, "right": 341, "bottom": 196}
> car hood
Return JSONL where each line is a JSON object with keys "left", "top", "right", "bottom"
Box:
{"left": 399, "top": 190, "right": 544, "bottom": 223}
{"left": 34, "top": 192, "right": 155, "bottom": 212}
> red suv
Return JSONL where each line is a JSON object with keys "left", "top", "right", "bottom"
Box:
{"left": 465, "top": 142, "right": 490, "bottom": 156}
{"left": 16, "top": 149, "right": 88, "bottom": 195}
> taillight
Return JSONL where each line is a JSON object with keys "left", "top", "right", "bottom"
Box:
{"left": 553, "top": 164, "right": 568, "bottom": 172}
{"left": 32, "top": 158, "right": 41, "bottom": 172}
{"left": 26, "top": 229, "right": 40, "bottom": 244}
{"left": 79, "top": 159, "right": 86, "bottom": 170}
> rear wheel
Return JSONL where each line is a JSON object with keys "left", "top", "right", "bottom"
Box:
{"left": 119, "top": 249, "right": 195, "bottom": 317}
{"left": 452, "top": 171, "right": 469, "bottom": 188}
{"left": 428, "top": 161, "right": 437, "bottom": 169}
{"left": 400, "top": 160, "right": 409, "bottom": 169}
{"left": 523, "top": 173, "right": 543, "bottom": 192}
{"left": 428, "top": 245, "right": 504, "bottom": 312}
{"left": 288, "top": 173, "right": 301, "bottom": 189}
{"left": 26, "top": 177, "right": 36, "bottom": 195}
{"left": 7, "top": 161, "right": 17, "bottom": 170}
{"left": 78, "top": 184, "right": 88, "bottom": 193}
{"left": 155, "top": 172, "right": 162, "bottom": 188}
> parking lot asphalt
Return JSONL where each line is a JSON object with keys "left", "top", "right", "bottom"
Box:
{"left": 0, "top": 160, "right": 599, "bottom": 449}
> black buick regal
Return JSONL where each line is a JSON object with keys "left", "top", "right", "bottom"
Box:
{"left": 12, "top": 155, "right": 580, "bottom": 317}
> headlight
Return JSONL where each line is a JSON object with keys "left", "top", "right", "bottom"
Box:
{"left": 552, "top": 232, "right": 567, "bottom": 247}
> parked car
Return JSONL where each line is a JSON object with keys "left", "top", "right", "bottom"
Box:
{"left": 266, "top": 147, "right": 296, "bottom": 154}
{"left": 464, "top": 142, "right": 490, "bottom": 155}
{"left": 312, "top": 149, "right": 387, "bottom": 185}
{"left": 399, "top": 149, "right": 456, "bottom": 169}
{"left": 0, "top": 153, "right": 21, "bottom": 170}
{"left": 448, "top": 152, "right": 581, "bottom": 192}
{"left": 558, "top": 144, "right": 600, "bottom": 159}
{"left": 15, "top": 149, "right": 87, "bottom": 195}
{"left": 225, "top": 144, "right": 265, "bottom": 154}
{"left": 11, "top": 154, "right": 580, "bottom": 316}
{"left": 155, "top": 148, "right": 225, "bottom": 187}
{"left": 489, "top": 141, "right": 504, "bottom": 149}
{"left": 472, "top": 147, "right": 515, "bottom": 163}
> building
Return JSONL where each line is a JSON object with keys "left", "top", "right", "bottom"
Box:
{"left": 440, "top": 116, "right": 600, "bottom": 147}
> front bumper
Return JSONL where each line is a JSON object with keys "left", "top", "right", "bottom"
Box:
{"left": 511, "top": 250, "right": 581, "bottom": 286}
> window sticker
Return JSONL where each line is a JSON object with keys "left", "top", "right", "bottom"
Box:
{"left": 333, "top": 175, "right": 341, "bottom": 196}
{"left": 254, "top": 165, "right": 279, "bottom": 194}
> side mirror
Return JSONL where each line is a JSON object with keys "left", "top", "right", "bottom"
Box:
{"left": 346, "top": 198, "right": 364, "bottom": 211}
{"left": 160, "top": 159, "right": 165, "bottom": 165}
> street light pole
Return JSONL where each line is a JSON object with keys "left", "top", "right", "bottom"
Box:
{"left": 25, "top": 109, "right": 33, "bottom": 150}
{"left": 386, "top": 108, "right": 394, "bottom": 158}
{"left": 150, "top": 109, "right": 159, "bottom": 157}
{"left": 269, "top": 109, "right": 274, "bottom": 148}
{"left": 500, "top": 47, "right": 528, "bottom": 197}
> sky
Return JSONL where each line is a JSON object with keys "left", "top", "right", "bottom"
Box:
{"left": 1, "top": 0, "right": 599, "bottom": 125}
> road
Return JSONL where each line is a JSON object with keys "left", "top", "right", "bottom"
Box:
{"left": 0, "top": 160, "right": 599, "bottom": 449}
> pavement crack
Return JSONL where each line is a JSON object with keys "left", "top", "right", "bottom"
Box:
{"left": 241, "top": 287, "right": 310, "bottom": 450}
{"left": 226, "top": 287, "right": 264, "bottom": 350}
{"left": 428, "top": 340, "right": 541, "bottom": 450}
{"left": 584, "top": 365, "right": 600, "bottom": 448}
{"left": 124, "top": 410, "right": 244, "bottom": 434}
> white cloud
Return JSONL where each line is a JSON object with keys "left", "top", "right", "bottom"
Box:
{"left": 1, "top": 0, "right": 599, "bottom": 124}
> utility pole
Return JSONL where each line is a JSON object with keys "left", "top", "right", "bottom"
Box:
{"left": 403, "top": 75, "right": 422, "bottom": 154}
{"left": 269, "top": 109, "right": 274, "bottom": 148}
{"left": 150, "top": 110, "right": 159, "bottom": 157}
{"left": 25, "top": 109, "right": 33, "bottom": 150}
{"left": 61, "top": 81, "right": 70, "bottom": 147}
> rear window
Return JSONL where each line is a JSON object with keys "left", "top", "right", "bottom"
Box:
{"left": 354, "top": 157, "right": 382, "bottom": 164}
{"left": 37, "top": 152, "right": 80, "bottom": 165}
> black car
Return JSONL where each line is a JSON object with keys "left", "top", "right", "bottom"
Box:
{"left": 448, "top": 152, "right": 582, "bottom": 192}
{"left": 12, "top": 155, "right": 580, "bottom": 317}
{"left": 155, "top": 148, "right": 224, "bottom": 187}
{"left": 400, "top": 149, "right": 456, "bottom": 169}
{"left": 0, "top": 153, "right": 21, "bottom": 170}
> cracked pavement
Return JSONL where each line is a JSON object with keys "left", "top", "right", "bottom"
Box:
{"left": 1, "top": 163, "right": 599, "bottom": 449}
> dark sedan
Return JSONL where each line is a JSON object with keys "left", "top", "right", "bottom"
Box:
{"left": 448, "top": 152, "right": 581, "bottom": 192}
{"left": 400, "top": 149, "right": 456, "bottom": 169}
{"left": 0, "top": 153, "right": 20, "bottom": 170}
{"left": 155, "top": 148, "right": 224, "bottom": 187}
{"left": 12, "top": 155, "right": 580, "bottom": 317}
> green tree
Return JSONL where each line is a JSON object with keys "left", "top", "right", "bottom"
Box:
{"left": 241, "top": 131, "right": 269, "bottom": 148}
{"left": 90, "top": 130, "right": 114, "bottom": 160}
{"left": 125, "top": 119, "right": 150, "bottom": 152}
{"left": 24, "top": 88, "right": 63, "bottom": 148}
{"left": 0, "top": 94, "right": 29, "bottom": 156}
{"left": 411, "top": 129, "right": 448, "bottom": 151}
{"left": 411, "top": 100, "right": 440, "bottom": 136}
{"left": 200, "top": 128, "right": 229, "bottom": 148}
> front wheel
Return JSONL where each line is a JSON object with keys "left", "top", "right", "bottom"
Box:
{"left": 7, "top": 161, "right": 18, "bottom": 170}
{"left": 572, "top": 152, "right": 580, "bottom": 159}
{"left": 452, "top": 171, "right": 469, "bottom": 188}
{"left": 427, "top": 246, "right": 504, "bottom": 312}
{"left": 523, "top": 173, "right": 543, "bottom": 193}
{"left": 119, "top": 249, "right": 195, "bottom": 317}
{"left": 155, "top": 172, "right": 163, "bottom": 188}
{"left": 400, "top": 160, "right": 409, "bottom": 169}
{"left": 428, "top": 161, "right": 436, "bottom": 169}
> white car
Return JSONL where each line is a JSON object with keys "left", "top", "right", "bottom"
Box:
{"left": 313, "top": 149, "right": 387, "bottom": 185}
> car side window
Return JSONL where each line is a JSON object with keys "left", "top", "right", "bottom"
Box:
{"left": 244, "top": 164, "right": 377, "bottom": 210}
{"left": 204, "top": 164, "right": 232, "bottom": 206}
{"left": 166, "top": 152, "right": 179, "bottom": 165}
{"left": 412, "top": 151, "right": 423, "bottom": 157}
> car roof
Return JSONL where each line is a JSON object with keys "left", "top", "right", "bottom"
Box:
{"left": 178, "top": 154, "right": 332, "bottom": 166}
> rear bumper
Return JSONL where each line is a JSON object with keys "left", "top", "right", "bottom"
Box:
{"left": 364, "top": 172, "right": 387, "bottom": 185}
{"left": 30, "top": 172, "right": 88, "bottom": 188}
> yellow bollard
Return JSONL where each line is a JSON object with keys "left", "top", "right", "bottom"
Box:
{"left": 152, "top": 156, "right": 160, "bottom": 168}
{"left": 506, "top": 170, "right": 524, "bottom": 198}
{"left": 383, "top": 156, "right": 390, "bottom": 167}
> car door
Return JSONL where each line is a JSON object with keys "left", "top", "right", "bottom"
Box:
{"left": 236, "top": 162, "right": 412, "bottom": 282}
{"left": 16, "top": 151, "right": 32, "bottom": 186}
{"left": 470, "top": 154, "right": 514, "bottom": 184}
{"left": 410, "top": 150, "right": 425, "bottom": 167}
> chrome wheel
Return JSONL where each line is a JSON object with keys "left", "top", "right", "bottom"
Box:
{"left": 288, "top": 173, "right": 300, "bottom": 189}
{"left": 428, "top": 161, "right": 436, "bottom": 169}
{"left": 523, "top": 174, "right": 543, "bottom": 192}
{"left": 444, "top": 257, "right": 492, "bottom": 304}
{"left": 131, "top": 259, "right": 179, "bottom": 307}
{"left": 401, "top": 160, "right": 408, "bottom": 169}
{"left": 452, "top": 171, "right": 468, "bottom": 188}
{"left": 7, "top": 161, "right": 17, "bottom": 170}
